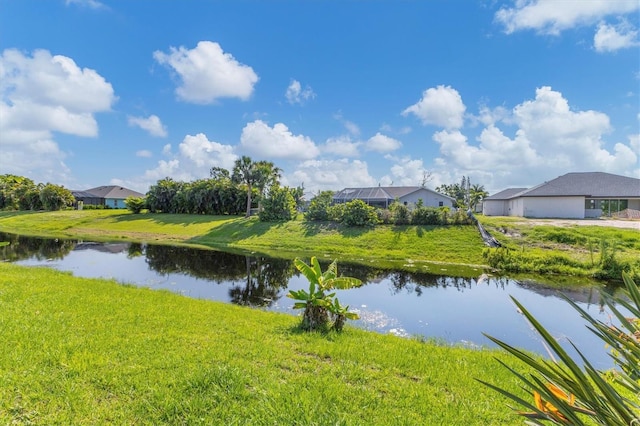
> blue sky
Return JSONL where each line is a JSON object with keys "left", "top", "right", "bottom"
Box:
{"left": 1, "top": 0, "right": 638, "bottom": 195}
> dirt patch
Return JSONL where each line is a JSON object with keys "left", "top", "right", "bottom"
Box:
{"left": 516, "top": 218, "right": 640, "bottom": 230}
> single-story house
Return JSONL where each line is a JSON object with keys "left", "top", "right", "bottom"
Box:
{"left": 483, "top": 172, "right": 640, "bottom": 219}
{"left": 332, "top": 186, "right": 455, "bottom": 209}
{"left": 72, "top": 185, "right": 145, "bottom": 209}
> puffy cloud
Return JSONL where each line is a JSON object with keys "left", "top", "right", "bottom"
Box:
{"left": 430, "top": 86, "right": 638, "bottom": 192}
{"left": 322, "top": 135, "right": 361, "bottom": 157}
{"left": 594, "top": 21, "right": 640, "bottom": 52}
{"left": 495, "top": 0, "right": 639, "bottom": 35}
{"left": 153, "top": 41, "right": 258, "bottom": 104}
{"left": 285, "top": 79, "right": 316, "bottom": 105}
{"left": 240, "top": 120, "right": 320, "bottom": 160}
{"left": 139, "top": 133, "right": 237, "bottom": 189}
{"left": 365, "top": 133, "right": 402, "bottom": 153}
{"left": 179, "top": 133, "right": 237, "bottom": 169}
{"left": 128, "top": 114, "right": 168, "bottom": 137}
{"left": 289, "top": 159, "right": 376, "bottom": 195}
{"left": 381, "top": 156, "right": 428, "bottom": 186}
{"left": 0, "top": 48, "right": 116, "bottom": 184}
{"left": 402, "top": 85, "right": 466, "bottom": 129}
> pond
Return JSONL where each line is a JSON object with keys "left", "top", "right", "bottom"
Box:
{"left": 0, "top": 232, "right": 621, "bottom": 369}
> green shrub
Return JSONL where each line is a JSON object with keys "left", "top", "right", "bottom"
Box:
{"left": 125, "top": 196, "right": 146, "bottom": 214}
{"left": 304, "top": 190, "right": 334, "bottom": 221}
{"left": 339, "top": 199, "right": 379, "bottom": 227}
{"left": 391, "top": 203, "right": 411, "bottom": 225}
{"left": 411, "top": 207, "right": 442, "bottom": 225}
{"left": 259, "top": 185, "right": 297, "bottom": 222}
{"left": 377, "top": 208, "right": 393, "bottom": 224}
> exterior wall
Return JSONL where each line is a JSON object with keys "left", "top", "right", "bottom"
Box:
{"left": 105, "top": 198, "right": 127, "bottom": 209}
{"left": 521, "top": 196, "right": 585, "bottom": 218}
{"left": 399, "top": 189, "right": 454, "bottom": 208}
{"left": 585, "top": 209, "right": 602, "bottom": 218}
{"left": 482, "top": 200, "right": 507, "bottom": 216}
{"left": 629, "top": 199, "right": 640, "bottom": 210}
{"left": 508, "top": 198, "right": 524, "bottom": 216}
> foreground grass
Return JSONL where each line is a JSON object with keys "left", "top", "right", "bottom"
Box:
{"left": 0, "top": 210, "right": 487, "bottom": 275}
{"left": 0, "top": 262, "right": 524, "bottom": 425}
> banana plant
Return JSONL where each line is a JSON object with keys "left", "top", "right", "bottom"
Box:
{"left": 288, "top": 256, "right": 362, "bottom": 331}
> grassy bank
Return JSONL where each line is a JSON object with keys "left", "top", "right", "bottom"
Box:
{"left": 0, "top": 210, "right": 487, "bottom": 275}
{"left": 0, "top": 262, "right": 524, "bottom": 425}
{"left": 478, "top": 216, "right": 640, "bottom": 281}
{"left": 1, "top": 210, "right": 638, "bottom": 279}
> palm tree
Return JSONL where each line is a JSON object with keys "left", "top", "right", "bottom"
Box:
{"left": 469, "top": 184, "right": 489, "bottom": 212}
{"left": 232, "top": 156, "right": 281, "bottom": 218}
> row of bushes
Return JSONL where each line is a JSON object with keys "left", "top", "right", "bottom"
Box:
{"left": 306, "top": 196, "right": 473, "bottom": 227}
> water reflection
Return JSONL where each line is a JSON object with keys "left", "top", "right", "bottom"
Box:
{"left": 0, "top": 232, "right": 618, "bottom": 369}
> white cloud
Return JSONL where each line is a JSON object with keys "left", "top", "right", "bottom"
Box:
{"left": 323, "top": 135, "right": 361, "bottom": 157}
{"left": 594, "top": 21, "right": 640, "bottom": 52}
{"left": 128, "top": 114, "right": 168, "bottom": 137}
{"left": 0, "top": 48, "right": 116, "bottom": 185}
{"left": 285, "top": 79, "right": 316, "bottom": 105}
{"left": 495, "top": 0, "right": 639, "bottom": 35}
{"left": 240, "top": 120, "right": 320, "bottom": 160}
{"left": 429, "top": 86, "right": 638, "bottom": 192}
{"left": 334, "top": 113, "right": 360, "bottom": 136}
{"left": 153, "top": 41, "right": 258, "bottom": 104}
{"left": 365, "top": 133, "right": 402, "bottom": 153}
{"left": 65, "top": 0, "right": 107, "bottom": 10}
{"left": 138, "top": 133, "right": 237, "bottom": 189}
{"left": 381, "top": 156, "right": 427, "bottom": 186}
{"left": 289, "top": 159, "right": 376, "bottom": 195}
{"left": 136, "top": 150, "right": 153, "bottom": 158}
{"left": 402, "top": 85, "right": 466, "bottom": 129}
{"left": 179, "top": 133, "right": 237, "bottom": 169}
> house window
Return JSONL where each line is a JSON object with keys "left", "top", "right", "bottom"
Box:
{"left": 438, "top": 201, "right": 443, "bottom": 207}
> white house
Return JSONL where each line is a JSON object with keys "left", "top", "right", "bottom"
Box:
{"left": 332, "top": 186, "right": 455, "bottom": 209}
{"left": 483, "top": 172, "right": 640, "bottom": 219}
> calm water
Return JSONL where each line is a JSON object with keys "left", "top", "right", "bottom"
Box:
{"left": 0, "top": 232, "right": 621, "bottom": 369}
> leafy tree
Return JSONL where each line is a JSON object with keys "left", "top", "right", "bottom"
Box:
{"left": 0, "top": 174, "right": 40, "bottom": 210}
{"left": 209, "top": 166, "right": 230, "bottom": 180}
{"left": 146, "top": 178, "right": 183, "bottom": 213}
{"left": 289, "top": 184, "right": 305, "bottom": 211}
{"left": 258, "top": 185, "right": 297, "bottom": 222}
{"left": 39, "top": 183, "right": 74, "bottom": 211}
{"left": 305, "top": 190, "right": 334, "bottom": 221}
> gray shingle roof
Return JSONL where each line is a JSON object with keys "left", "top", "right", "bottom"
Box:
{"left": 521, "top": 172, "right": 640, "bottom": 197}
{"left": 333, "top": 186, "right": 455, "bottom": 201}
{"left": 489, "top": 172, "right": 640, "bottom": 200}
{"left": 484, "top": 188, "right": 528, "bottom": 200}
{"left": 84, "top": 185, "right": 145, "bottom": 199}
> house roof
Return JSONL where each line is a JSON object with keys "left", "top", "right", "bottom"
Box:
{"left": 488, "top": 172, "right": 640, "bottom": 200}
{"left": 83, "top": 185, "right": 145, "bottom": 199}
{"left": 484, "top": 188, "right": 528, "bottom": 200}
{"left": 333, "top": 186, "right": 455, "bottom": 201}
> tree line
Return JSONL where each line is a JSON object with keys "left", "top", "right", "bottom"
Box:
{"left": 0, "top": 174, "right": 75, "bottom": 211}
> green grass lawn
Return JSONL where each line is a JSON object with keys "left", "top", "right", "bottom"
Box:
{"left": 0, "top": 262, "right": 526, "bottom": 425}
